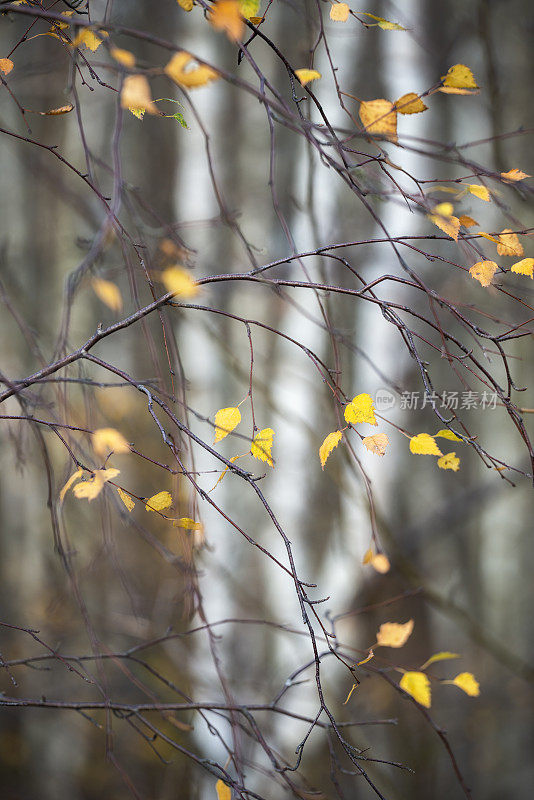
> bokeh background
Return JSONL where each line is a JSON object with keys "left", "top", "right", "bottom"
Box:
{"left": 0, "top": 1, "right": 533, "bottom": 798}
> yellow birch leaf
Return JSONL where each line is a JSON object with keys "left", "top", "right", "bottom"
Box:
{"left": 110, "top": 47, "right": 136, "bottom": 67}
{"left": 359, "top": 99, "right": 397, "bottom": 141}
{"left": 400, "top": 671, "right": 431, "bottom": 707}
{"left": 510, "top": 258, "right": 534, "bottom": 278}
{"left": 469, "top": 260, "right": 498, "bottom": 287}
{"left": 73, "top": 468, "right": 120, "bottom": 502}
{"left": 360, "top": 12, "right": 405, "bottom": 30}
{"left": 441, "top": 64, "right": 478, "bottom": 90}
{"left": 450, "top": 672, "right": 480, "bottom": 697}
{"left": 214, "top": 407, "right": 242, "bottom": 443}
{"left": 40, "top": 104, "right": 74, "bottom": 116}
{"left": 216, "top": 779, "right": 231, "bottom": 800}
{"left": 249, "top": 16, "right": 264, "bottom": 24}
{"left": 478, "top": 231, "right": 500, "bottom": 244}
{"left": 177, "top": 0, "right": 194, "bottom": 10}
{"left": 409, "top": 433, "right": 442, "bottom": 456}
{"left": 437, "top": 452, "right": 460, "bottom": 471}
{"left": 497, "top": 229, "right": 524, "bottom": 257}
{"left": 319, "top": 430, "right": 342, "bottom": 469}
{"left": 121, "top": 75, "right": 158, "bottom": 114}
{"left": 330, "top": 3, "right": 350, "bottom": 22}
{"left": 165, "top": 52, "right": 219, "bottom": 89}
{"left": 501, "top": 168, "right": 531, "bottom": 182}
{"left": 210, "top": 455, "right": 241, "bottom": 491}
{"left": 250, "top": 428, "right": 274, "bottom": 467}
{"left": 59, "top": 469, "right": 83, "bottom": 503}
{"left": 116, "top": 486, "right": 135, "bottom": 512}
{"left": 420, "top": 651, "right": 460, "bottom": 670}
{"left": 295, "top": 68, "right": 321, "bottom": 86}
{"left": 0, "top": 58, "right": 14, "bottom": 75}
{"left": 376, "top": 620, "right": 414, "bottom": 648}
{"left": 458, "top": 215, "right": 478, "bottom": 228}
{"left": 173, "top": 517, "right": 202, "bottom": 530}
{"left": 466, "top": 184, "right": 490, "bottom": 202}
{"left": 428, "top": 207, "right": 461, "bottom": 241}
{"left": 362, "top": 432, "right": 389, "bottom": 456}
{"left": 93, "top": 427, "right": 130, "bottom": 457}
{"left": 370, "top": 553, "right": 390, "bottom": 573}
{"left": 161, "top": 266, "right": 199, "bottom": 297}
{"left": 71, "top": 29, "right": 107, "bottom": 52}
{"left": 394, "top": 92, "right": 427, "bottom": 114}
{"left": 344, "top": 393, "right": 377, "bottom": 426}
{"left": 362, "top": 548, "right": 373, "bottom": 564}
{"left": 210, "top": 0, "right": 245, "bottom": 41}
{"left": 239, "top": 0, "right": 260, "bottom": 18}
{"left": 145, "top": 491, "right": 173, "bottom": 512}
{"left": 92, "top": 278, "right": 123, "bottom": 312}
{"left": 435, "top": 429, "right": 462, "bottom": 441}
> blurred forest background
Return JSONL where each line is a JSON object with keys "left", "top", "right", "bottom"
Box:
{"left": 0, "top": 1, "right": 533, "bottom": 799}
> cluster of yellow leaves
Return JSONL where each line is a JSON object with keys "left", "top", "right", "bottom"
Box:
{"left": 212, "top": 403, "right": 275, "bottom": 470}
{"left": 165, "top": 52, "right": 219, "bottom": 89}
{"left": 358, "top": 620, "right": 479, "bottom": 708}
{"left": 362, "top": 548, "right": 390, "bottom": 573}
{"left": 161, "top": 266, "right": 199, "bottom": 298}
{"left": 0, "top": 58, "right": 14, "bottom": 75}
{"left": 92, "top": 278, "right": 123, "bottom": 313}
{"left": 320, "top": 394, "right": 389, "bottom": 469}
{"left": 409, "top": 432, "right": 460, "bottom": 471}
{"left": 468, "top": 229, "right": 532, "bottom": 286}
{"left": 295, "top": 69, "right": 321, "bottom": 87}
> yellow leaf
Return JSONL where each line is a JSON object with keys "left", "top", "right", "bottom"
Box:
{"left": 59, "top": 468, "right": 83, "bottom": 504}
{"left": 0, "top": 58, "right": 14, "bottom": 75}
{"left": 216, "top": 779, "right": 231, "bottom": 800}
{"left": 210, "top": 454, "right": 241, "bottom": 491}
{"left": 92, "top": 278, "right": 123, "bottom": 312}
{"left": 330, "top": 3, "right": 350, "bottom": 22}
{"left": 177, "top": 0, "right": 194, "bottom": 10}
{"left": 376, "top": 620, "right": 414, "bottom": 648}
{"left": 93, "top": 427, "right": 130, "bottom": 457}
{"left": 369, "top": 553, "right": 390, "bottom": 574}
{"left": 496, "top": 229, "right": 524, "bottom": 257}
{"left": 501, "top": 168, "right": 530, "bottom": 182}
{"left": 458, "top": 215, "right": 478, "bottom": 228}
{"left": 295, "top": 68, "right": 321, "bottom": 86}
{"left": 362, "top": 548, "right": 373, "bottom": 564}
{"left": 71, "top": 28, "right": 107, "bottom": 52}
{"left": 428, "top": 204, "right": 461, "bottom": 241}
{"left": 116, "top": 486, "right": 135, "bottom": 512}
{"left": 165, "top": 52, "right": 219, "bottom": 89}
{"left": 420, "top": 651, "right": 460, "bottom": 670}
{"left": 344, "top": 393, "right": 377, "bottom": 426}
{"left": 360, "top": 12, "right": 405, "bottom": 30}
{"left": 40, "top": 104, "right": 74, "bottom": 116}
{"left": 111, "top": 47, "right": 136, "bottom": 67}
{"left": 214, "top": 406, "right": 242, "bottom": 443}
{"left": 250, "top": 428, "right": 274, "bottom": 467}
{"left": 173, "top": 517, "right": 202, "bottom": 530}
{"left": 437, "top": 452, "right": 460, "bottom": 472}
{"left": 362, "top": 432, "right": 389, "bottom": 456}
{"left": 466, "top": 184, "right": 490, "bottom": 202}
{"left": 319, "top": 430, "right": 342, "bottom": 469}
{"left": 161, "top": 266, "right": 199, "bottom": 297}
{"left": 478, "top": 231, "right": 500, "bottom": 244}
{"left": 441, "top": 64, "right": 478, "bottom": 90}
{"left": 450, "top": 672, "right": 480, "bottom": 697}
{"left": 145, "top": 491, "right": 173, "bottom": 512}
{"left": 409, "top": 433, "right": 442, "bottom": 456}
{"left": 400, "top": 671, "right": 431, "bottom": 707}
{"left": 359, "top": 99, "right": 397, "bottom": 141}
{"left": 210, "top": 0, "right": 245, "bottom": 41}
{"left": 510, "top": 258, "right": 534, "bottom": 278}
{"left": 394, "top": 92, "right": 427, "bottom": 114}
{"left": 73, "top": 468, "right": 120, "bottom": 502}
{"left": 239, "top": 0, "right": 260, "bottom": 19}
{"left": 435, "top": 429, "right": 461, "bottom": 441}
{"left": 249, "top": 16, "right": 264, "bottom": 24}
{"left": 469, "top": 260, "right": 498, "bottom": 287}
{"left": 121, "top": 75, "right": 158, "bottom": 114}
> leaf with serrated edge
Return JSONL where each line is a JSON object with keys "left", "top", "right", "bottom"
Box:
{"left": 214, "top": 407, "right": 241, "bottom": 443}
{"left": 145, "top": 491, "right": 172, "bottom": 512}
{"left": 319, "top": 430, "right": 342, "bottom": 469}
{"left": 409, "top": 433, "right": 442, "bottom": 456}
